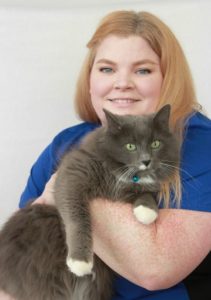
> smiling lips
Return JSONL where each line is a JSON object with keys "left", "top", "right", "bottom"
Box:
{"left": 108, "top": 98, "right": 141, "bottom": 103}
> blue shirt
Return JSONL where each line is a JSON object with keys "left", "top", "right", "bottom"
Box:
{"left": 19, "top": 112, "right": 211, "bottom": 299}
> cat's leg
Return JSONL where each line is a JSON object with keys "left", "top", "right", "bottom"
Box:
{"left": 72, "top": 256, "right": 113, "bottom": 300}
{"left": 60, "top": 201, "right": 94, "bottom": 277}
{"left": 133, "top": 192, "right": 159, "bottom": 225}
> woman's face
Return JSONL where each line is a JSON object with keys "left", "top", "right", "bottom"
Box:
{"left": 89, "top": 35, "right": 163, "bottom": 124}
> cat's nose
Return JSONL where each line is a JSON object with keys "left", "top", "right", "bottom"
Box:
{"left": 142, "top": 160, "right": 151, "bottom": 167}
{"left": 139, "top": 160, "right": 151, "bottom": 170}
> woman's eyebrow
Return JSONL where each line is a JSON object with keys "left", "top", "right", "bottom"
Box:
{"left": 95, "top": 58, "right": 158, "bottom": 65}
{"left": 95, "top": 59, "right": 116, "bottom": 65}
{"left": 133, "top": 59, "right": 158, "bottom": 66}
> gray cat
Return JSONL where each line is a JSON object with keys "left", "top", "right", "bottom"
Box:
{"left": 0, "top": 105, "right": 179, "bottom": 300}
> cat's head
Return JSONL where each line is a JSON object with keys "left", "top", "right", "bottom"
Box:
{"left": 98, "top": 105, "right": 180, "bottom": 186}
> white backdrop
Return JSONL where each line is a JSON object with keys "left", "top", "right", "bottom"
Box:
{"left": 0, "top": 0, "right": 211, "bottom": 227}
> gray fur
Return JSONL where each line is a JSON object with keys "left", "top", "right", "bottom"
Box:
{"left": 0, "top": 105, "right": 179, "bottom": 299}
{"left": 0, "top": 204, "right": 112, "bottom": 300}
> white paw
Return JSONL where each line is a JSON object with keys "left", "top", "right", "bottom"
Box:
{"left": 66, "top": 258, "right": 93, "bottom": 277}
{"left": 133, "top": 205, "right": 158, "bottom": 225}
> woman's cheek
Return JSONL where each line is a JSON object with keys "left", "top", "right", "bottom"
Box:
{"left": 138, "top": 77, "right": 162, "bottom": 98}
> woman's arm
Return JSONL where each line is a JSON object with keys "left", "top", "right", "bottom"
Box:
{"left": 90, "top": 199, "right": 211, "bottom": 290}
{"left": 32, "top": 174, "right": 211, "bottom": 290}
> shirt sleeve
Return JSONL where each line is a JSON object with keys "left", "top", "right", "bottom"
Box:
{"left": 19, "top": 142, "right": 57, "bottom": 208}
{"left": 19, "top": 122, "right": 99, "bottom": 208}
{"left": 180, "top": 114, "right": 211, "bottom": 212}
{"left": 181, "top": 165, "right": 211, "bottom": 212}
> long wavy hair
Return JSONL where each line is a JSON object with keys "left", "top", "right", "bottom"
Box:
{"left": 74, "top": 10, "right": 201, "bottom": 207}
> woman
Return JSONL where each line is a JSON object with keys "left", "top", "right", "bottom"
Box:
{"left": 1, "top": 10, "right": 211, "bottom": 300}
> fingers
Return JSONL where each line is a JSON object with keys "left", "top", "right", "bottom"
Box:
{"left": 33, "top": 173, "right": 57, "bottom": 206}
{"left": 32, "top": 197, "right": 47, "bottom": 205}
{"left": 0, "top": 291, "right": 16, "bottom": 300}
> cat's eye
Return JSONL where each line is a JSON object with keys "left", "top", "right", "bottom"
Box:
{"left": 151, "top": 140, "right": 160, "bottom": 149}
{"left": 125, "top": 143, "right": 137, "bottom": 151}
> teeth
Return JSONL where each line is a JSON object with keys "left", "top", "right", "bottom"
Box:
{"left": 109, "top": 98, "right": 139, "bottom": 103}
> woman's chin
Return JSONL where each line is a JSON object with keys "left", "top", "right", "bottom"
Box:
{"left": 104, "top": 101, "right": 142, "bottom": 116}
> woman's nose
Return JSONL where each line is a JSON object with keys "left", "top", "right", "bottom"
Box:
{"left": 113, "top": 74, "right": 134, "bottom": 90}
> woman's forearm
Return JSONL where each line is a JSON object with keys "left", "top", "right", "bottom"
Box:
{"left": 90, "top": 199, "right": 211, "bottom": 290}
{"left": 31, "top": 173, "right": 211, "bottom": 290}
{"left": 91, "top": 200, "right": 158, "bottom": 288}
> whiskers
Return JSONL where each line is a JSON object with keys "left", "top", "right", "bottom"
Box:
{"left": 111, "top": 165, "right": 136, "bottom": 198}
{"left": 160, "top": 161, "right": 199, "bottom": 191}
{"left": 110, "top": 165, "right": 157, "bottom": 198}
{"left": 160, "top": 161, "right": 178, "bottom": 177}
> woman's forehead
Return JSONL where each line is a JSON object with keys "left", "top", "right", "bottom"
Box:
{"left": 94, "top": 35, "right": 160, "bottom": 64}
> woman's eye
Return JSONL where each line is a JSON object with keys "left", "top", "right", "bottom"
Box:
{"left": 99, "top": 67, "right": 113, "bottom": 73}
{"left": 125, "top": 143, "right": 137, "bottom": 151}
{"left": 136, "top": 68, "right": 151, "bottom": 75}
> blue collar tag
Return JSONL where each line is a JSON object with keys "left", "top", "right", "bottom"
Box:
{"left": 132, "top": 175, "right": 140, "bottom": 183}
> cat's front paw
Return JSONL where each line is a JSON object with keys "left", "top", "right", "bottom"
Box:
{"left": 66, "top": 258, "right": 93, "bottom": 277}
{"left": 133, "top": 205, "right": 158, "bottom": 225}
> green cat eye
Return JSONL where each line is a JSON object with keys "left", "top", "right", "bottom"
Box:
{"left": 151, "top": 140, "right": 160, "bottom": 149}
{"left": 125, "top": 143, "right": 137, "bottom": 151}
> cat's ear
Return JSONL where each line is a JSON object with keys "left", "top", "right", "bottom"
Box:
{"left": 103, "top": 109, "right": 122, "bottom": 134}
{"left": 153, "top": 105, "right": 171, "bottom": 130}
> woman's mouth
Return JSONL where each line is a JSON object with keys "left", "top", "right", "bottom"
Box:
{"left": 107, "top": 98, "right": 141, "bottom": 108}
{"left": 108, "top": 98, "right": 140, "bottom": 103}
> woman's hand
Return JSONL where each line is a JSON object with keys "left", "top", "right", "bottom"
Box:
{"left": 33, "top": 173, "right": 57, "bottom": 205}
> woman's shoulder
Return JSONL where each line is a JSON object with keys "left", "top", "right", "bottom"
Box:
{"left": 183, "top": 111, "right": 211, "bottom": 149}
{"left": 52, "top": 122, "right": 99, "bottom": 145}
{"left": 19, "top": 122, "right": 99, "bottom": 207}
{"left": 50, "top": 122, "right": 99, "bottom": 160}
{"left": 185, "top": 111, "right": 211, "bottom": 133}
